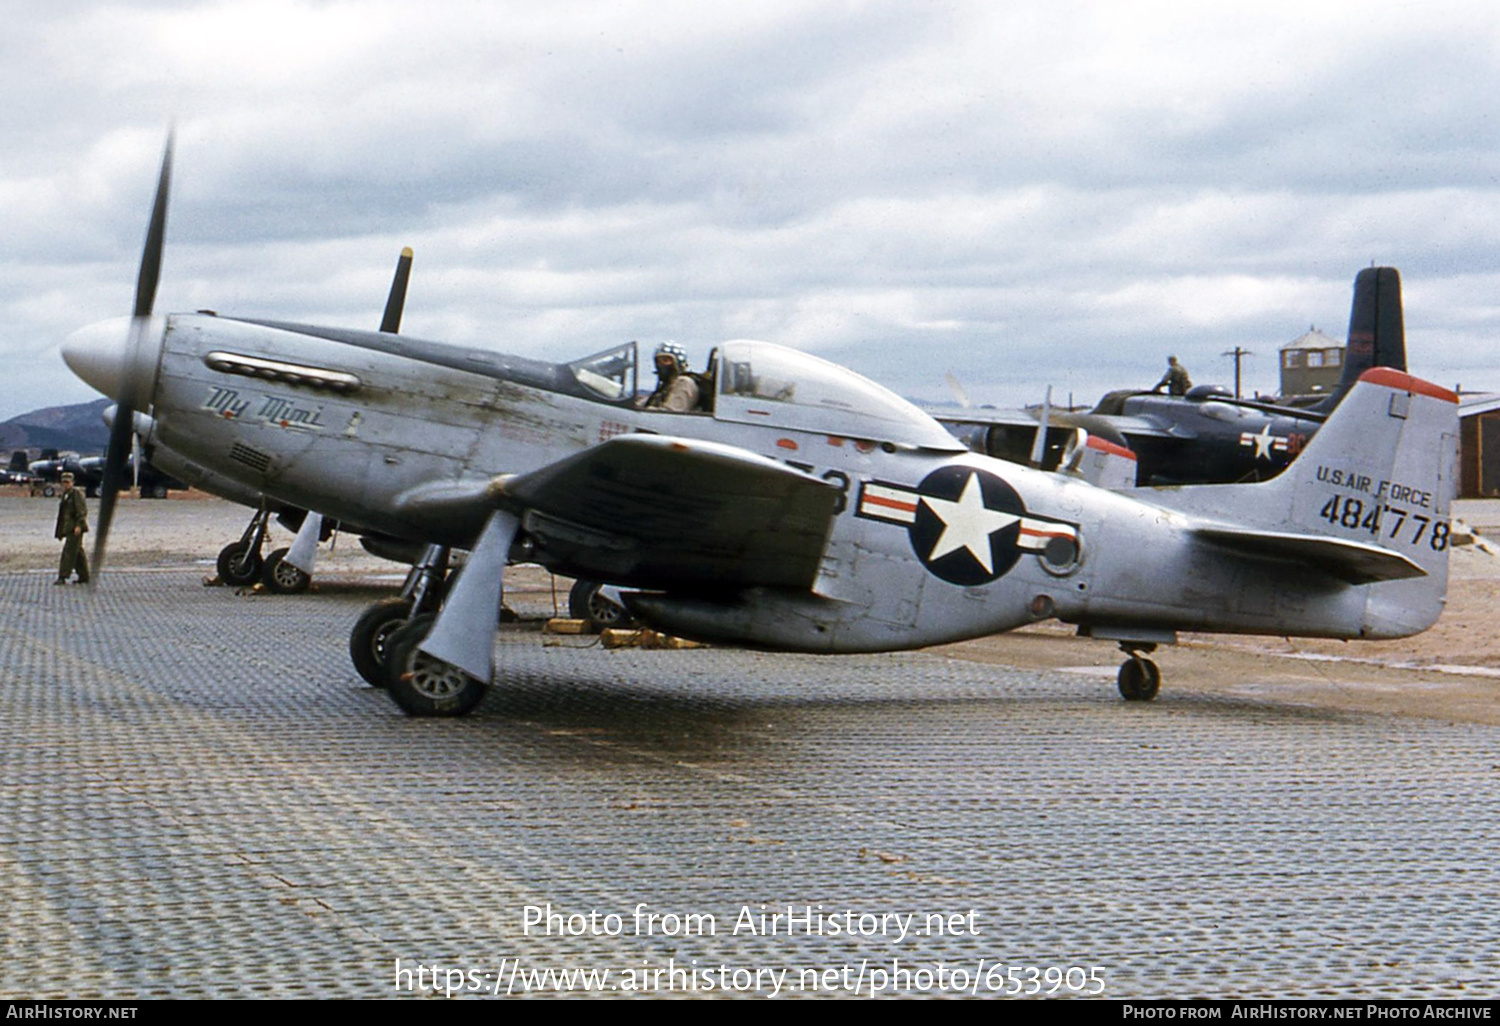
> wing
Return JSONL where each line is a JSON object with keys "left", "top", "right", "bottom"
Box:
{"left": 934, "top": 408, "right": 1181, "bottom": 442}
{"left": 1192, "top": 525, "right": 1425, "bottom": 585}
{"left": 501, "top": 435, "right": 840, "bottom": 590}
{"left": 931, "top": 407, "right": 1041, "bottom": 430}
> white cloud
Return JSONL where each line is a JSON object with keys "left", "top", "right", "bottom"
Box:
{"left": 4, "top": 0, "right": 1500, "bottom": 421}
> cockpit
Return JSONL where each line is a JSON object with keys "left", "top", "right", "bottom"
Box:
{"left": 566, "top": 338, "right": 963, "bottom": 450}
{"left": 567, "top": 342, "right": 638, "bottom": 402}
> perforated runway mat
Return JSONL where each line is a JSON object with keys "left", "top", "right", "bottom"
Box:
{"left": 0, "top": 571, "right": 1495, "bottom": 998}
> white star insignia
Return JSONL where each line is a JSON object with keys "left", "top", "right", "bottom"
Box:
{"left": 920, "top": 472, "right": 1019, "bottom": 574}
{"left": 1244, "top": 425, "right": 1274, "bottom": 460}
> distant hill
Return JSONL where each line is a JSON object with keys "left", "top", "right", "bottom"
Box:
{"left": 0, "top": 398, "right": 111, "bottom": 456}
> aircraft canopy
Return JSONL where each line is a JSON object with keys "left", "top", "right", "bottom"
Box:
{"left": 712, "top": 340, "right": 963, "bottom": 450}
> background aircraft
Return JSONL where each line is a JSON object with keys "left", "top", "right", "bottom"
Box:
{"left": 27, "top": 450, "right": 184, "bottom": 499}
{"left": 61, "top": 143, "right": 1459, "bottom": 718}
{"left": 938, "top": 267, "right": 1407, "bottom": 485}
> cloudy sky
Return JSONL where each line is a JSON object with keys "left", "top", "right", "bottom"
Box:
{"left": 4, "top": 0, "right": 1499, "bottom": 424}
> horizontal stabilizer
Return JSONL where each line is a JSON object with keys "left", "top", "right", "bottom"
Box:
{"left": 502, "top": 435, "right": 840, "bottom": 590}
{"left": 1192, "top": 525, "right": 1425, "bottom": 585}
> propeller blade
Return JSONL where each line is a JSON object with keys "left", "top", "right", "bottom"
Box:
{"left": 944, "top": 372, "right": 972, "bottom": 409}
{"left": 93, "top": 135, "right": 174, "bottom": 578}
{"left": 1029, "top": 385, "right": 1053, "bottom": 468}
{"left": 380, "top": 247, "right": 413, "bottom": 333}
{"left": 134, "top": 132, "right": 173, "bottom": 320}
{"left": 92, "top": 389, "right": 136, "bottom": 571}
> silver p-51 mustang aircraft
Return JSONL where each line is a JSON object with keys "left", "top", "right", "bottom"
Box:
{"left": 62, "top": 144, "right": 1460, "bottom": 716}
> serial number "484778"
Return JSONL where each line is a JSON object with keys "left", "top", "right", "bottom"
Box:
{"left": 1320, "top": 494, "right": 1450, "bottom": 551}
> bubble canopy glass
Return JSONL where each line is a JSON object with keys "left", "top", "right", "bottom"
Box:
{"left": 712, "top": 339, "right": 963, "bottom": 450}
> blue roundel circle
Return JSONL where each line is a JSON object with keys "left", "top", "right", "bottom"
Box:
{"left": 908, "top": 465, "right": 1027, "bottom": 586}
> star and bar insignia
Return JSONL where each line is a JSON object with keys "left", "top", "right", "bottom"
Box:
{"left": 857, "top": 466, "right": 1079, "bottom": 586}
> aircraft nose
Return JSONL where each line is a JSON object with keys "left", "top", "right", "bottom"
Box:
{"left": 62, "top": 316, "right": 133, "bottom": 397}
{"left": 61, "top": 315, "right": 165, "bottom": 401}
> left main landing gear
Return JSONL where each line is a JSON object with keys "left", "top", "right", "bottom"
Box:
{"left": 1116, "top": 642, "right": 1161, "bottom": 702}
{"left": 366, "top": 511, "right": 517, "bottom": 719}
{"left": 383, "top": 613, "right": 489, "bottom": 717}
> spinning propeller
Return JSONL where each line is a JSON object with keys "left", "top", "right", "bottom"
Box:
{"left": 72, "top": 133, "right": 174, "bottom": 579}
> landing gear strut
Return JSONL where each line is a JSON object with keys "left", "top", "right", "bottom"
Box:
{"left": 1116, "top": 642, "right": 1161, "bottom": 702}
{"left": 348, "top": 544, "right": 450, "bottom": 687}
{"left": 217, "top": 505, "right": 271, "bottom": 586}
{"left": 378, "top": 511, "right": 517, "bottom": 718}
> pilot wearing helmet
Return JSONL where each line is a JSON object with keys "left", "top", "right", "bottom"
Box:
{"left": 642, "top": 342, "right": 702, "bottom": 413}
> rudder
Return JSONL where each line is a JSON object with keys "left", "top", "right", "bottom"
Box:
{"left": 1308, "top": 267, "right": 1407, "bottom": 415}
{"left": 1261, "top": 368, "right": 1457, "bottom": 635}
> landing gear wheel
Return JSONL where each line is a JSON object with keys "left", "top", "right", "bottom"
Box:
{"left": 349, "top": 598, "right": 413, "bottom": 688}
{"left": 1118, "top": 657, "right": 1161, "bottom": 702}
{"left": 568, "top": 579, "right": 630, "bottom": 632}
{"left": 264, "top": 547, "right": 312, "bottom": 595}
{"left": 385, "top": 613, "right": 489, "bottom": 717}
{"left": 217, "top": 541, "right": 264, "bottom": 586}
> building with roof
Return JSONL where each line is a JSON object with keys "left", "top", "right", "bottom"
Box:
{"left": 1279, "top": 327, "right": 1344, "bottom": 399}
{"left": 1459, "top": 393, "right": 1500, "bottom": 498}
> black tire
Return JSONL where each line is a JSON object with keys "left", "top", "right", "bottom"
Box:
{"left": 264, "top": 547, "right": 312, "bottom": 595}
{"left": 1118, "top": 658, "right": 1161, "bottom": 702}
{"left": 42, "top": 485, "right": 56, "bottom": 498}
{"left": 384, "top": 613, "right": 488, "bottom": 717}
{"left": 217, "top": 541, "right": 263, "bottom": 586}
{"left": 349, "top": 598, "right": 413, "bottom": 688}
{"left": 568, "top": 579, "right": 630, "bottom": 632}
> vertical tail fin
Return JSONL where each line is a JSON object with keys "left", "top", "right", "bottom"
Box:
{"left": 1284, "top": 368, "right": 1456, "bottom": 636}
{"left": 1157, "top": 369, "right": 1458, "bottom": 637}
{"left": 1307, "top": 267, "right": 1406, "bottom": 414}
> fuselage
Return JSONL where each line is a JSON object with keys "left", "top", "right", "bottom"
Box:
{"left": 114, "top": 312, "right": 1441, "bottom": 655}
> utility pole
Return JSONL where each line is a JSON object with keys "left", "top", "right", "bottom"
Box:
{"left": 1222, "top": 346, "right": 1253, "bottom": 398}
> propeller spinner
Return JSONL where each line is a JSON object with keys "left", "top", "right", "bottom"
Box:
{"left": 59, "top": 133, "right": 174, "bottom": 579}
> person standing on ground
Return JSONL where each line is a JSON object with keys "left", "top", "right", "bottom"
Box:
{"left": 55, "top": 472, "right": 90, "bottom": 585}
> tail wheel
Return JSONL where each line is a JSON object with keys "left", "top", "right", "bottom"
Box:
{"left": 1118, "top": 657, "right": 1161, "bottom": 702}
{"left": 385, "top": 613, "right": 489, "bottom": 717}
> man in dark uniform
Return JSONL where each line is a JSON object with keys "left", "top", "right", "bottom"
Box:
{"left": 55, "top": 472, "right": 90, "bottom": 584}
{"left": 1153, "top": 355, "right": 1192, "bottom": 396}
